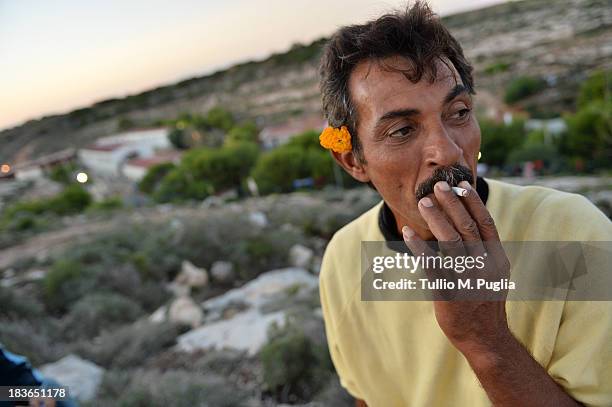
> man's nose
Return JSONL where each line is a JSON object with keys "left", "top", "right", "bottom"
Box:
{"left": 423, "top": 124, "right": 463, "bottom": 168}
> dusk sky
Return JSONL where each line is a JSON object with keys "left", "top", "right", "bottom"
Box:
{"left": 0, "top": 0, "right": 508, "bottom": 130}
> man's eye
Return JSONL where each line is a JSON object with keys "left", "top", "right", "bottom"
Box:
{"left": 389, "top": 126, "right": 414, "bottom": 139}
{"left": 453, "top": 108, "right": 472, "bottom": 120}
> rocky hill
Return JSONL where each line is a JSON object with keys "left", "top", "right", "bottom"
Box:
{"left": 1, "top": 0, "right": 610, "bottom": 163}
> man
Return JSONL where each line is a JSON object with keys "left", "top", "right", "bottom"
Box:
{"left": 318, "top": 2, "right": 612, "bottom": 406}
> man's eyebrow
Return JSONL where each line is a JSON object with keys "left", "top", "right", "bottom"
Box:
{"left": 443, "top": 84, "right": 469, "bottom": 105}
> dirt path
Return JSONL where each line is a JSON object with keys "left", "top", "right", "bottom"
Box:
{"left": 0, "top": 220, "right": 115, "bottom": 269}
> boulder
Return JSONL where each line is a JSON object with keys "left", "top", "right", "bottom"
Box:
{"left": 39, "top": 354, "right": 104, "bottom": 402}
{"left": 202, "top": 268, "right": 318, "bottom": 323}
{"left": 149, "top": 305, "right": 167, "bottom": 323}
{"left": 248, "top": 211, "right": 268, "bottom": 227}
{"left": 210, "top": 261, "right": 235, "bottom": 283}
{"left": 174, "top": 260, "right": 208, "bottom": 288}
{"left": 289, "top": 244, "right": 314, "bottom": 269}
{"left": 176, "top": 309, "right": 285, "bottom": 356}
{"left": 168, "top": 296, "right": 203, "bottom": 328}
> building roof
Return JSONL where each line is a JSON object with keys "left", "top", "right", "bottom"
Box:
{"left": 81, "top": 143, "right": 125, "bottom": 152}
{"left": 124, "top": 151, "right": 182, "bottom": 168}
{"left": 13, "top": 148, "right": 76, "bottom": 170}
{"left": 260, "top": 115, "right": 327, "bottom": 145}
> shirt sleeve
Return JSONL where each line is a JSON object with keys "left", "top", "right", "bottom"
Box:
{"left": 546, "top": 300, "right": 612, "bottom": 406}
{"left": 319, "top": 244, "right": 364, "bottom": 400}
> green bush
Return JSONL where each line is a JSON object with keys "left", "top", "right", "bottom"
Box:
{"left": 76, "top": 321, "right": 181, "bottom": 369}
{"left": 206, "top": 107, "right": 234, "bottom": 131}
{"left": 48, "top": 163, "right": 77, "bottom": 184}
{"left": 153, "top": 167, "right": 213, "bottom": 203}
{"left": 108, "top": 369, "right": 249, "bottom": 407}
{"left": 577, "top": 70, "right": 611, "bottom": 109}
{"left": 139, "top": 162, "right": 176, "bottom": 194}
{"left": 88, "top": 197, "right": 123, "bottom": 212}
{"left": 484, "top": 61, "right": 510, "bottom": 75}
{"left": 562, "top": 100, "right": 612, "bottom": 169}
{"left": 224, "top": 122, "right": 259, "bottom": 146}
{"left": 0, "top": 286, "right": 45, "bottom": 320}
{"left": 63, "top": 293, "right": 144, "bottom": 339}
{"left": 2, "top": 185, "right": 92, "bottom": 226}
{"left": 42, "top": 259, "right": 96, "bottom": 312}
{"left": 260, "top": 322, "right": 333, "bottom": 403}
{"left": 42, "top": 226, "right": 177, "bottom": 313}
{"left": 167, "top": 128, "right": 189, "bottom": 150}
{"left": 182, "top": 142, "right": 259, "bottom": 192}
{"left": 0, "top": 320, "right": 64, "bottom": 365}
{"left": 506, "top": 143, "right": 560, "bottom": 167}
{"left": 476, "top": 118, "right": 527, "bottom": 167}
{"left": 47, "top": 184, "right": 92, "bottom": 215}
{"left": 504, "top": 76, "right": 547, "bottom": 104}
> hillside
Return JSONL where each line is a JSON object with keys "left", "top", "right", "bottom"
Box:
{"left": 1, "top": 0, "right": 610, "bottom": 164}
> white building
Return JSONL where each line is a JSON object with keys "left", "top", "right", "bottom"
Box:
{"left": 122, "top": 151, "right": 182, "bottom": 182}
{"left": 78, "top": 128, "right": 170, "bottom": 177}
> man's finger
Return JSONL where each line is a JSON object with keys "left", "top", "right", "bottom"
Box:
{"left": 417, "top": 196, "right": 466, "bottom": 258}
{"left": 457, "top": 180, "right": 500, "bottom": 241}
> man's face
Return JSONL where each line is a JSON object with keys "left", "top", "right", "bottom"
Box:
{"left": 348, "top": 55, "right": 481, "bottom": 238}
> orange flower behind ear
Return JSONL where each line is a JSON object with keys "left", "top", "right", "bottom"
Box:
{"left": 319, "top": 126, "right": 352, "bottom": 153}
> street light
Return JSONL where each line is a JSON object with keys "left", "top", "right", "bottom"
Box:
{"left": 76, "top": 172, "right": 88, "bottom": 183}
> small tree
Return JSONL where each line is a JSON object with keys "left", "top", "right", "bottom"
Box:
{"left": 504, "top": 76, "right": 547, "bottom": 104}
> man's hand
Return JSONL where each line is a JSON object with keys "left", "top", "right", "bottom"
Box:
{"left": 402, "top": 180, "right": 511, "bottom": 354}
{"left": 401, "top": 180, "right": 581, "bottom": 407}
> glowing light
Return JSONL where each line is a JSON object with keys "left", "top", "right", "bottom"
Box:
{"left": 0, "top": 164, "right": 10, "bottom": 173}
{"left": 76, "top": 172, "right": 88, "bottom": 183}
{"left": 478, "top": 151, "right": 482, "bottom": 160}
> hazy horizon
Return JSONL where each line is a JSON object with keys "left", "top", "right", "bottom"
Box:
{"left": 1, "top": 0, "right": 508, "bottom": 131}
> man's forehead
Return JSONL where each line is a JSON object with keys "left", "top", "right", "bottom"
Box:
{"left": 349, "top": 56, "right": 463, "bottom": 120}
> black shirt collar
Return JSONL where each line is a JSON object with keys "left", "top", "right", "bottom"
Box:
{"left": 378, "top": 176, "right": 489, "bottom": 246}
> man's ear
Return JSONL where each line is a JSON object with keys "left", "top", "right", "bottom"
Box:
{"left": 330, "top": 150, "right": 370, "bottom": 183}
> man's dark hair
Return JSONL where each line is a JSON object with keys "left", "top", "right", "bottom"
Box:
{"left": 319, "top": 1, "right": 475, "bottom": 162}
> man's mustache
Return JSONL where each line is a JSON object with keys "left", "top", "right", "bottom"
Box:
{"left": 415, "top": 164, "right": 474, "bottom": 201}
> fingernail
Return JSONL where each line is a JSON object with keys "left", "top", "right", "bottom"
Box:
{"left": 419, "top": 197, "right": 434, "bottom": 207}
{"left": 435, "top": 181, "right": 451, "bottom": 191}
{"left": 402, "top": 225, "right": 414, "bottom": 239}
{"left": 459, "top": 181, "right": 472, "bottom": 190}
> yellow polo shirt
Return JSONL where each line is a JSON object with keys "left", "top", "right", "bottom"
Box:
{"left": 320, "top": 178, "right": 612, "bottom": 406}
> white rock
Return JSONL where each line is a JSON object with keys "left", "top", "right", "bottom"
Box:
{"left": 174, "top": 260, "right": 208, "bottom": 288}
{"left": 289, "top": 244, "right": 314, "bottom": 269}
{"left": 248, "top": 211, "right": 268, "bottom": 227}
{"left": 168, "top": 296, "right": 203, "bottom": 328}
{"left": 39, "top": 354, "right": 104, "bottom": 402}
{"left": 23, "top": 269, "right": 46, "bottom": 281}
{"left": 202, "top": 268, "right": 318, "bottom": 321}
{"left": 149, "top": 305, "right": 167, "bottom": 323}
{"left": 210, "top": 261, "right": 235, "bottom": 283}
{"left": 176, "top": 309, "right": 285, "bottom": 356}
{"left": 167, "top": 282, "right": 191, "bottom": 297}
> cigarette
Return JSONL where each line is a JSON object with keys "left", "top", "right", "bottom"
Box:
{"left": 451, "top": 186, "right": 468, "bottom": 197}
